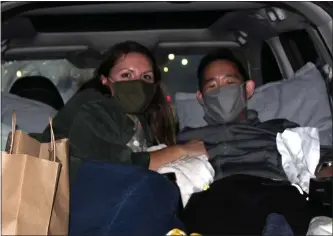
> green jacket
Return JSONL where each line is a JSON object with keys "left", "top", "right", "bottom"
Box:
{"left": 38, "top": 89, "right": 152, "bottom": 184}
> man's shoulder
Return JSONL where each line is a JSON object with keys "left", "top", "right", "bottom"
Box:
{"left": 256, "top": 118, "right": 299, "bottom": 130}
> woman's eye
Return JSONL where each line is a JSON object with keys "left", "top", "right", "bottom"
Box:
{"left": 143, "top": 74, "right": 153, "bottom": 81}
{"left": 121, "top": 73, "right": 131, "bottom": 79}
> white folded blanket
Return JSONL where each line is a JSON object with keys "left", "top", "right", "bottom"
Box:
{"left": 276, "top": 127, "right": 320, "bottom": 194}
{"left": 147, "top": 144, "right": 215, "bottom": 207}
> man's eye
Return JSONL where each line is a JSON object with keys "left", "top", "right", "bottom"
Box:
{"left": 205, "top": 83, "right": 216, "bottom": 89}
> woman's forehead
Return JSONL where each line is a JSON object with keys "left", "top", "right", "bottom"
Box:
{"left": 113, "top": 53, "right": 152, "bottom": 70}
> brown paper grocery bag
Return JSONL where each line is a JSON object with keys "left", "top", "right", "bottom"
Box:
{"left": 40, "top": 131, "right": 70, "bottom": 235}
{"left": 1, "top": 113, "right": 60, "bottom": 235}
{"left": 2, "top": 112, "right": 70, "bottom": 235}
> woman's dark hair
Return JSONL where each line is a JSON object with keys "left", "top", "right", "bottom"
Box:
{"left": 197, "top": 49, "right": 249, "bottom": 91}
{"left": 80, "top": 41, "right": 176, "bottom": 145}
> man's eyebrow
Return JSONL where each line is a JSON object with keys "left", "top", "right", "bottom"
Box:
{"left": 204, "top": 74, "right": 243, "bottom": 84}
{"left": 223, "top": 74, "right": 241, "bottom": 79}
{"left": 205, "top": 77, "right": 215, "bottom": 82}
{"left": 204, "top": 78, "right": 215, "bottom": 83}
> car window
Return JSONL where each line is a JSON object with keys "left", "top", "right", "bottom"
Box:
{"left": 161, "top": 52, "right": 252, "bottom": 101}
{"left": 1, "top": 60, "right": 94, "bottom": 103}
{"left": 161, "top": 54, "right": 203, "bottom": 103}
{"left": 279, "top": 30, "right": 319, "bottom": 72}
{"left": 1, "top": 56, "right": 202, "bottom": 105}
{"left": 261, "top": 42, "right": 283, "bottom": 83}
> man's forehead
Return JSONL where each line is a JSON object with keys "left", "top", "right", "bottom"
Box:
{"left": 204, "top": 74, "right": 241, "bottom": 82}
{"left": 204, "top": 59, "right": 240, "bottom": 76}
{"left": 203, "top": 60, "right": 243, "bottom": 82}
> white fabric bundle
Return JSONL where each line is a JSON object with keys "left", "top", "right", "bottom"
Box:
{"left": 307, "top": 216, "right": 332, "bottom": 235}
{"left": 276, "top": 127, "right": 320, "bottom": 194}
{"left": 147, "top": 144, "right": 215, "bottom": 207}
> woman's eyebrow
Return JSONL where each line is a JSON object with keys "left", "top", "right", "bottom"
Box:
{"left": 115, "top": 68, "right": 153, "bottom": 74}
{"left": 117, "top": 68, "right": 134, "bottom": 72}
{"left": 142, "top": 70, "right": 153, "bottom": 74}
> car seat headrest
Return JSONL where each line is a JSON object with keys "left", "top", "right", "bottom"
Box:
{"left": 9, "top": 76, "right": 65, "bottom": 111}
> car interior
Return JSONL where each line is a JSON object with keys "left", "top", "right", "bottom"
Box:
{"left": 1, "top": 2, "right": 333, "bottom": 234}
{"left": 1, "top": 1, "right": 333, "bottom": 140}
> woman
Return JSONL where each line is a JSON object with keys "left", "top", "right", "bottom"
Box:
{"left": 39, "top": 41, "right": 205, "bottom": 235}
{"left": 41, "top": 41, "right": 206, "bottom": 182}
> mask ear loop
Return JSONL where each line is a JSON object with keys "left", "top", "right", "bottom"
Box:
{"left": 106, "top": 77, "right": 116, "bottom": 96}
{"left": 241, "top": 82, "right": 247, "bottom": 101}
{"left": 240, "top": 82, "right": 250, "bottom": 121}
{"left": 107, "top": 77, "right": 115, "bottom": 83}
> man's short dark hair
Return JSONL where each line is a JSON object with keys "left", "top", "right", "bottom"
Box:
{"left": 197, "top": 49, "right": 249, "bottom": 90}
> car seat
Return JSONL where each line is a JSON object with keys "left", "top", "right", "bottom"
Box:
{"left": 9, "top": 75, "right": 65, "bottom": 111}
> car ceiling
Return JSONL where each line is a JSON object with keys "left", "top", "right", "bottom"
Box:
{"left": 1, "top": 1, "right": 332, "bottom": 69}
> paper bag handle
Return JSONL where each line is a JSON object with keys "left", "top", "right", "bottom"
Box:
{"left": 49, "top": 117, "right": 56, "bottom": 162}
{"left": 9, "top": 111, "right": 56, "bottom": 161}
{"left": 9, "top": 110, "right": 17, "bottom": 154}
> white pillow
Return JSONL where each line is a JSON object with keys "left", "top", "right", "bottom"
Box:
{"left": 1, "top": 123, "right": 11, "bottom": 152}
{"left": 175, "top": 62, "right": 332, "bottom": 145}
{"left": 1, "top": 92, "right": 57, "bottom": 134}
{"left": 175, "top": 92, "right": 206, "bottom": 130}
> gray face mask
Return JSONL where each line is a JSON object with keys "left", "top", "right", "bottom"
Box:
{"left": 202, "top": 84, "right": 247, "bottom": 125}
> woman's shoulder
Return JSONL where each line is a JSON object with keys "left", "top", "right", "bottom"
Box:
{"left": 70, "top": 88, "right": 113, "bottom": 105}
{"left": 48, "top": 89, "right": 129, "bottom": 137}
{"left": 64, "top": 89, "right": 122, "bottom": 114}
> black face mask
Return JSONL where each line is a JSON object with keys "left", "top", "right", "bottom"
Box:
{"left": 113, "top": 80, "right": 156, "bottom": 114}
{"left": 202, "top": 84, "right": 247, "bottom": 125}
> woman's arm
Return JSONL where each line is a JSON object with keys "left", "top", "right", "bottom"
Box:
{"left": 62, "top": 94, "right": 149, "bottom": 166}
{"left": 148, "top": 145, "right": 186, "bottom": 171}
{"left": 69, "top": 100, "right": 206, "bottom": 170}
{"left": 48, "top": 89, "right": 207, "bottom": 171}
{"left": 148, "top": 140, "right": 207, "bottom": 171}
{"left": 70, "top": 106, "right": 206, "bottom": 171}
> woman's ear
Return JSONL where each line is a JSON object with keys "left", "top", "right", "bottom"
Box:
{"left": 245, "top": 80, "right": 255, "bottom": 99}
{"left": 100, "top": 75, "right": 108, "bottom": 85}
{"left": 100, "top": 75, "right": 114, "bottom": 95}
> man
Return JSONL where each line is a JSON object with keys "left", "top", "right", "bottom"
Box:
{"left": 192, "top": 50, "right": 332, "bottom": 179}
{"left": 195, "top": 48, "right": 255, "bottom": 125}
{"left": 178, "top": 49, "right": 296, "bottom": 181}
{"left": 178, "top": 49, "right": 314, "bottom": 235}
